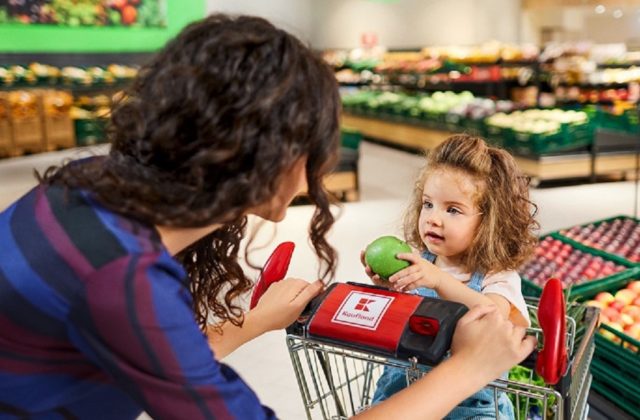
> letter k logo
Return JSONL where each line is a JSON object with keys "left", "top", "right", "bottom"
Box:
{"left": 354, "top": 298, "right": 374, "bottom": 312}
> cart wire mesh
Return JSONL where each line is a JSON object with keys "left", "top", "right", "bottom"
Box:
{"left": 286, "top": 300, "right": 596, "bottom": 420}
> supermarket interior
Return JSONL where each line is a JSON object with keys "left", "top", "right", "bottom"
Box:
{"left": 1, "top": 0, "right": 640, "bottom": 419}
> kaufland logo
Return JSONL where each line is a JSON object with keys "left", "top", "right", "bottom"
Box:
{"left": 332, "top": 291, "right": 393, "bottom": 330}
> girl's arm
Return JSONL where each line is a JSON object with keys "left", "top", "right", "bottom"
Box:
{"left": 389, "top": 253, "right": 512, "bottom": 319}
{"left": 208, "top": 278, "right": 323, "bottom": 359}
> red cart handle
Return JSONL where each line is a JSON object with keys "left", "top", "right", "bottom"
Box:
{"left": 535, "top": 278, "right": 567, "bottom": 385}
{"left": 249, "top": 242, "right": 295, "bottom": 310}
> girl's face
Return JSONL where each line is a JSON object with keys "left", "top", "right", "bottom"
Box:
{"left": 418, "top": 168, "right": 483, "bottom": 264}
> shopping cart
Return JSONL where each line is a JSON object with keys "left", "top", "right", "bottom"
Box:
{"left": 252, "top": 243, "right": 597, "bottom": 420}
{"left": 285, "top": 296, "right": 596, "bottom": 420}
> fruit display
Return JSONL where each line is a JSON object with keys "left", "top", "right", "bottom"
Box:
{"left": 585, "top": 281, "right": 640, "bottom": 347}
{"left": 519, "top": 236, "right": 627, "bottom": 289}
{"left": 486, "top": 109, "right": 589, "bottom": 135}
{"left": 0, "top": 63, "right": 138, "bottom": 88}
{"left": 7, "top": 91, "right": 40, "bottom": 119}
{"left": 560, "top": 217, "right": 640, "bottom": 263}
{"left": 0, "top": 0, "right": 165, "bottom": 27}
{"left": 364, "top": 236, "right": 411, "bottom": 280}
{"left": 42, "top": 90, "right": 73, "bottom": 116}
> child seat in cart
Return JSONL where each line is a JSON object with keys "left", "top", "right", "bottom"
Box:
{"left": 252, "top": 243, "right": 598, "bottom": 420}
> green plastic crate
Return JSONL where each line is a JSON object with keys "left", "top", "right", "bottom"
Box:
{"left": 461, "top": 117, "right": 486, "bottom": 137}
{"left": 74, "top": 118, "right": 108, "bottom": 147}
{"left": 591, "top": 377, "right": 640, "bottom": 420}
{"left": 583, "top": 278, "right": 640, "bottom": 418}
{"left": 444, "top": 113, "right": 463, "bottom": 133}
{"left": 550, "top": 215, "right": 640, "bottom": 266}
{"left": 484, "top": 124, "right": 509, "bottom": 148}
{"left": 507, "top": 128, "right": 566, "bottom": 156}
{"left": 340, "top": 128, "right": 362, "bottom": 150}
{"left": 594, "top": 108, "right": 640, "bottom": 135}
{"left": 559, "top": 121, "right": 594, "bottom": 150}
{"left": 520, "top": 235, "right": 639, "bottom": 299}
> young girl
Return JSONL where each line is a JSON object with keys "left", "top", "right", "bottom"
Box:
{"left": 365, "top": 134, "right": 539, "bottom": 419}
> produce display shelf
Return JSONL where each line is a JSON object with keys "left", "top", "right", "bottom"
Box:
{"left": 342, "top": 113, "right": 640, "bottom": 183}
{"left": 549, "top": 215, "right": 640, "bottom": 266}
{"left": 520, "top": 235, "right": 639, "bottom": 300}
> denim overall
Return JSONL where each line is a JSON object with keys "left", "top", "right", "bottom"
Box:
{"left": 371, "top": 251, "right": 515, "bottom": 419}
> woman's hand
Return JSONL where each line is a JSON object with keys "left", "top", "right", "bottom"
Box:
{"left": 388, "top": 253, "right": 441, "bottom": 292}
{"left": 450, "top": 305, "right": 537, "bottom": 381}
{"left": 360, "top": 250, "right": 388, "bottom": 288}
{"left": 251, "top": 278, "right": 324, "bottom": 332}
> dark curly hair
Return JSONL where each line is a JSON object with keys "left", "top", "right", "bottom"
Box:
{"left": 404, "top": 135, "right": 539, "bottom": 274}
{"left": 42, "top": 14, "right": 341, "bottom": 329}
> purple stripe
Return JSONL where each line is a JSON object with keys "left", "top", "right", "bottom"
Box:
{"left": 33, "top": 187, "right": 94, "bottom": 280}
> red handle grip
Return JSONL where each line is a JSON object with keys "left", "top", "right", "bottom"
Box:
{"left": 249, "top": 242, "right": 295, "bottom": 310}
{"left": 535, "top": 278, "right": 567, "bottom": 385}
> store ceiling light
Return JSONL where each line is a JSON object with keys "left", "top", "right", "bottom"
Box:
{"left": 595, "top": 5, "right": 606, "bottom": 14}
{"left": 613, "top": 9, "right": 624, "bottom": 18}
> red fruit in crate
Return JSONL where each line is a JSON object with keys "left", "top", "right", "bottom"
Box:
{"left": 583, "top": 268, "right": 597, "bottom": 279}
{"left": 595, "top": 292, "right": 615, "bottom": 304}
{"left": 621, "top": 305, "right": 640, "bottom": 322}
{"left": 627, "top": 281, "right": 640, "bottom": 294}
{"left": 585, "top": 300, "right": 604, "bottom": 309}
{"left": 615, "top": 289, "right": 637, "bottom": 305}
{"left": 610, "top": 300, "right": 626, "bottom": 312}
{"left": 620, "top": 313, "right": 635, "bottom": 327}
{"left": 603, "top": 307, "right": 621, "bottom": 323}
{"left": 625, "top": 323, "right": 640, "bottom": 340}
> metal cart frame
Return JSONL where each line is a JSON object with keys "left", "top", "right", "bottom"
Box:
{"left": 286, "top": 300, "right": 598, "bottom": 420}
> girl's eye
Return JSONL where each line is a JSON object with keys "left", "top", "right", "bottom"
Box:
{"left": 447, "top": 207, "right": 462, "bottom": 215}
{"left": 422, "top": 201, "right": 433, "bottom": 209}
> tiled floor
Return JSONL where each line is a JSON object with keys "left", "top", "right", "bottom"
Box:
{"left": 2, "top": 142, "right": 639, "bottom": 418}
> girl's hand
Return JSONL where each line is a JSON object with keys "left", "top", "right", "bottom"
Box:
{"left": 251, "top": 278, "right": 324, "bottom": 332}
{"left": 360, "top": 250, "right": 388, "bottom": 288}
{"left": 388, "top": 253, "right": 441, "bottom": 292}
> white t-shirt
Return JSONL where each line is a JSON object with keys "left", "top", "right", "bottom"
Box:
{"left": 435, "top": 258, "right": 531, "bottom": 326}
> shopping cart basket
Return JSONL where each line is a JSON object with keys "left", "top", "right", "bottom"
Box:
{"left": 284, "top": 288, "right": 597, "bottom": 420}
{"left": 252, "top": 243, "right": 597, "bottom": 419}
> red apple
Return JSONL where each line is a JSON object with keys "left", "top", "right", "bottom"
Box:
{"left": 624, "top": 323, "right": 640, "bottom": 340}
{"left": 620, "top": 313, "right": 635, "bottom": 327}
{"left": 627, "top": 281, "right": 640, "bottom": 294}
{"left": 633, "top": 297, "right": 640, "bottom": 307}
{"left": 621, "top": 305, "right": 640, "bottom": 322}
{"left": 603, "top": 307, "right": 621, "bottom": 323}
{"left": 595, "top": 292, "right": 615, "bottom": 305}
{"left": 610, "top": 300, "right": 626, "bottom": 312}
{"left": 615, "top": 289, "right": 637, "bottom": 305}
{"left": 585, "top": 300, "right": 604, "bottom": 309}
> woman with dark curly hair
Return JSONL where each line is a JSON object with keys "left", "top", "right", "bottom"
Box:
{"left": 0, "top": 15, "right": 535, "bottom": 419}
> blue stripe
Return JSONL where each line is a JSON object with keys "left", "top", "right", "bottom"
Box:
{"left": 10, "top": 190, "right": 83, "bottom": 303}
{"left": 0, "top": 204, "right": 66, "bottom": 321}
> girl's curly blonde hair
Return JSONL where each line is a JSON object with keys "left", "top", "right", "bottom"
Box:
{"left": 404, "top": 134, "right": 539, "bottom": 274}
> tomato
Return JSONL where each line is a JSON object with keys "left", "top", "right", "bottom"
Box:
{"left": 121, "top": 5, "right": 137, "bottom": 25}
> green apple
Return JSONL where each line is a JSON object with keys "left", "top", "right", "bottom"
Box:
{"left": 365, "top": 236, "right": 412, "bottom": 280}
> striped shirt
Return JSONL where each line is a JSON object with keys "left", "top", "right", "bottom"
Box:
{"left": 0, "top": 184, "right": 276, "bottom": 419}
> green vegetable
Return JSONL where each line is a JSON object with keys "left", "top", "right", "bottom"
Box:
{"left": 508, "top": 365, "right": 556, "bottom": 419}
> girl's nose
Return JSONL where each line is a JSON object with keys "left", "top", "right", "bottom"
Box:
{"left": 426, "top": 212, "right": 442, "bottom": 227}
